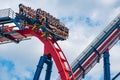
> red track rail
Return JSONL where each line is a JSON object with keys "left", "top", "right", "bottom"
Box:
{"left": 16, "top": 29, "right": 75, "bottom": 80}
{"left": 0, "top": 26, "right": 75, "bottom": 80}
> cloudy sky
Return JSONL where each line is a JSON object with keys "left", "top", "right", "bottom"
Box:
{"left": 0, "top": 0, "right": 120, "bottom": 80}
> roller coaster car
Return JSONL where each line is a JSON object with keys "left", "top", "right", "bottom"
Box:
{"left": 18, "top": 4, "right": 69, "bottom": 41}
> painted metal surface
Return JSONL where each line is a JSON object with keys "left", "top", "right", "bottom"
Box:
{"left": 103, "top": 50, "right": 111, "bottom": 80}
{"left": 71, "top": 14, "right": 120, "bottom": 79}
{"left": 0, "top": 6, "right": 120, "bottom": 80}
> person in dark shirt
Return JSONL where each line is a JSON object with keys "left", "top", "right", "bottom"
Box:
{"left": 19, "top": 4, "right": 24, "bottom": 14}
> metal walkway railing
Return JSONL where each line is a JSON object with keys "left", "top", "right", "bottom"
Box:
{"left": 0, "top": 8, "right": 15, "bottom": 19}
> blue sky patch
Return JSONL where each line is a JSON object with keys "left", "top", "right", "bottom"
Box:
{"left": 0, "top": 57, "right": 15, "bottom": 71}
{"left": 60, "top": 16, "right": 73, "bottom": 23}
{"left": 77, "top": 16, "right": 100, "bottom": 27}
{"left": 85, "top": 17, "right": 100, "bottom": 27}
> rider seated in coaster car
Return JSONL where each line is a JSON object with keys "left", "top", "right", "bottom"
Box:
{"left": 32, "top": 10, "right": 41, "bottom": 31}
{"left": 19, "top": 4, "right": 24, "bottom": 14}
{"left": 27, "top": 7, "right": 34, "bottom": 18}
{"left": 32, "top": 9, "right": 46, "bottom": 32}
{"left": 40, "top": 16, "right": 50, "bottom": 37}
{"left": 52, "top": 17, "right": 56, "bottom": 27}
{"left": 20, "top": 4, "right": 27, "bottom": 16}
{"left": 19, "top": 4, "right": 29, "bottom": 19}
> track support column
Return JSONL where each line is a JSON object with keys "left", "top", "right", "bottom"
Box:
{"left": 45, "top": 56, "right": 53, "bottom": 80}
{"left": 33, "top": 55, "right": 46, "bottom": 80}
{"left": 33, "top": 55, "right": 53, "bottom": 80}
{"left": 103, "top": 49, "right": 111, "bottom": 80}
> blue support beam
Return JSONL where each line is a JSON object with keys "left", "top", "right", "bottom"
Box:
{"left": 0, "top": 24, "right": 4, "bottom": 34}
{"left": 33, "top": 55, "right": 53, "bottom": 80}
{"left": 33, "top": 56, "right": 46, "bottom": 80}
{"left": 12, "top": 19, "right": 23, "bottom": 30}
{"left": 103, "top": 51, "right": 111, "bottom": 80}
{"left": 112, "top": 72, "right": 120, "bottom": 80}
{"left": 45, "top": 57, "right": 53, "bottom": 80}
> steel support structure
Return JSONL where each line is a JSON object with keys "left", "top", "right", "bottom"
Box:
{"left": 33, "top": 55, "right": 53, "bottom": 80}
{"left": 103, "top": 49, "right": 111, "bottom": 80}
{"left": 112, "top": 72, "right": 120, "bottom": 80}
{"left": 1, "top": 6, "right": 120, "bottom": 80}
{"left": 16, "top": 29, "right": 75, "bottom": 80}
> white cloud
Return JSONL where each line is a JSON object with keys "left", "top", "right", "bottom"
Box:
{"left": 98, "top": 0, "right": 117, "bottom": 6}
{"left": 0, "top": 0, "right": 120, "bottom": 80}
